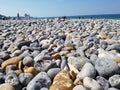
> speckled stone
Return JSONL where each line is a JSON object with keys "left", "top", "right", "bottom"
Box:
{"left": 26, "top": 72, "right": 51, "bottom": 90}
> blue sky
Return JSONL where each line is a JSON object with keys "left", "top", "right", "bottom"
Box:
{"left": 0, "top": 0, "right": 120, "bottom": 17}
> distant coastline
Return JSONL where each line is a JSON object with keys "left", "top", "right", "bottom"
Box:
{"left": 1, "top": 14, "right": 120, "bottom": 20}
{"left": 36, "top": 14, "right": 120, "bottom": 20}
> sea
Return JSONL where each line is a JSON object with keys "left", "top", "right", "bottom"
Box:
{"left": 35, "top": 14, "right": 120, "bottom": 20}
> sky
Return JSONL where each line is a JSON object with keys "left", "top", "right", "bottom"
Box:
{"left": 0, "top": 0, "right": 120, "bottom": 17}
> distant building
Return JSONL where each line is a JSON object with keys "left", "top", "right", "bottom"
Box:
{"left": 25, "top": 13, "right": 30, "bottom": 20}
{"left": 17, "top": 13, "right": 20, "bottom": 20}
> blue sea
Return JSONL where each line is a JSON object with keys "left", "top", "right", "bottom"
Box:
{"left": 36, "top": 14, "right": 120, "bottom": 20}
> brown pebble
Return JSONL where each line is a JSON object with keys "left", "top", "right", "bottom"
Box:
{"left": 7, "top": 45, "right": 18, "bottom": 53}
{"left": 50, "top": 70, "right": 74, "bottom": 90}
{"left": 49, "top": 44, "right": 57, "bottom": 48}
{"left": 1, "top": 56, "right": 22, "bottom": 69}
{"left": 24, "top": 66, "right": 37, "bottom": 76}
{"left": 64, "top": 46, "right": 75, "bottom": 50}
{"left": 113, "top": 58, "right": 120, "bottom": 64}
{"left": 52, "top": 53, "right": 61, "bottom": 60}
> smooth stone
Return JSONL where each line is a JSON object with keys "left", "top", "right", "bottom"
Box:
{"left": 47, "top": 68, "right": 60, "bottom": 79}
{"left": 0, "top": 83, "right": 15, "bottom": 90}
{"left": 26, "top": 72, "right": 51, "bottom": 90}
{"left": 68, "top": 56, "right": 90, "bottom": 71}
{"left": 83, "top": 77, "right": 103, "bottom": 90}
{"left": 19, "top": 73, "right": 33, "bottom": 86}
{"left": 23, "top": 56, "right": 34, "bottom": 66}
{"left": 95, "top": 57, "right": 120, "bottom": 78}
{"left": 73, "top": 85, "right": 87, "bottom": 90}
{"left": 1, "top": 56, "right": 22, "bottom": 69}
{"left": 50, "top": 70, "right": 74, "bottom": 90}
{"left": 90, "top": 54, "right": 98, "bottom": 65}
{"left": 39, "top": 40, "right": 50, "bottom": 49}
{"left": 77, "top": 63, "right": 96, "bottom": 80}
{"left": 31, "top": 50, "right": 40, "bottom": 58}
{"left": 109, "top": 75, "right": 120, "bottom": 89}
{"left": 96, "top": 76, "right": 109, "bottom": 90}
{"left": 24, "top": 66, "right": 37, "bottom": 76}
{"left": 5, "top": 71, "right": 19, "bottom": 88}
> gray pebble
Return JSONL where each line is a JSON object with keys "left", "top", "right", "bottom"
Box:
{"left": 47, "top": 68, "right": 60, "bottom": 79}
{"left": 95, "top": 57, "right": 120, "bottom": 78}
{"left": 19, "top": 73, "right": 33, "bottom": 86}
{"left": 77, "top": 63, "right": 96, "bottom": 80}
{"left": 26, "top": 72, "right": 51, "bottom": 90}
{"left": 23, "top": 56, "right": 34, "bottom": 66}
{"left": 109, "top": 75, "right": 120, "bottom": 89}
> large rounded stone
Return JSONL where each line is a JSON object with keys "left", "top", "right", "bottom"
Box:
{"left": 83, "top": 77, "right": 103, "bottom": 90}
{"left": 109, "top": 75, "right": 120, "bottom": 89}
{"left": 19, "top": 73, "right": 33, "bottom": 86}
{"left": 77, "top": 63, "right": 96, "bottom": 80}
{"left": 95, "top": 57, "right": 120, "bottom": 78}
{"left": 26, "top": 72, "right": 51, "bottom": 90}
{"left": 0, "top": 83, "right": 15, "bottom": 90}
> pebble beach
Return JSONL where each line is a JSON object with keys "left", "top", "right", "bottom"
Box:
{"left": 0, "top": 18, "right": 120, "bottom": 90}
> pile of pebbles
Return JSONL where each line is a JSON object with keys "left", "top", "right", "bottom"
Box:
{"left": 0, "top": 18, "right": 120, "bottom": 90}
